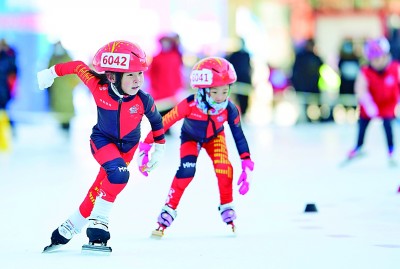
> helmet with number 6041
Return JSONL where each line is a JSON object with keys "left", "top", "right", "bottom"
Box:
{"left": 92, "top": 40, "right": 149, "bottom": 73}
{"left": 190, "top": 57, "right": 237, "bottom": 88}
{"left": 364, "top": 37, "right": 390, "bottom": 61}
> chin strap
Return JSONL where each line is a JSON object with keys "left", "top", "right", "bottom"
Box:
{"left": 110, "top": 83, "right": 125, "bottom": 98}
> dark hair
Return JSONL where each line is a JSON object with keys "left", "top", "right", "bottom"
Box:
{"left": 88, "top": 70, "right": 109, "bottom": 85}
{"left": 88, "top": 70, "right": 124, "bottom": 94}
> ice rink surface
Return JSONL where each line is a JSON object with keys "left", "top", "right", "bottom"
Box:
{"left": 1, "top": 116, "right": 400, "bottom": 269}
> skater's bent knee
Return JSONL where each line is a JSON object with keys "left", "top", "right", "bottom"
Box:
{"left": 176, "top": 156, "right": 197, "bottom": 178}
{"left": 104, "top": 159, "right": 130, "bottom": 184}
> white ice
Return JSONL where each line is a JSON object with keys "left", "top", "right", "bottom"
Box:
{"left": 1, "top": 115, "right": 400, "bottom": 269}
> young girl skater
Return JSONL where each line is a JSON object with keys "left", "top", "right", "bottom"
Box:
{"left": 37, "top": 40, "right": 165, "bottom": 252}
{"left": 138, "top": 56, "right": 254, "bottom": 237}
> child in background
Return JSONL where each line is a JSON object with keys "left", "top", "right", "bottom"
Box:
{"left": 138, "top": 57, "right": 254, "bottom": 237}
{"left": 37, "top": 40, "right": 165, "bottom": 252}
{"left": 347, "top": 37, "right": 400, "bottom": 164}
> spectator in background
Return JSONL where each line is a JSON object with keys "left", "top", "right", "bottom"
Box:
{"left": 0, "top": 38, "right": 17, "bottom": 100}
{"left": 334, "top": 38, "right": 361, "bottom": 121}
{"left": 347, "top": 37, "right": 400, "bottom": 165}
{"left": 47, "top": 41, "right": 80, "bottom": 133}
{"left": 388, "top": 28, "right": 400, "bottom": 61}
{"left": 0, "top": 38, "right": 17, "bottom": 143}
{"left": 146, "top": 33, "right": 184, "bottom": 135}
{"left": 291, "top": 38, "right": 323, "bottom": 122}
{"left": 268, "top": 64, "right": 290, "bottom": 108}
{"left": 338, "top": 38, "right": 360, "bottom": 96}
{"left": 225, "top": 37, "right": 253, "bottom": 118}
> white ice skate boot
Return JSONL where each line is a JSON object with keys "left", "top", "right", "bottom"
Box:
{"left": 43, "top": 211, "right": 87, "bottom": 253}
{"left": 82, "top": 217, "right": 112, "bottom": 253}
{"left": 82, "top": 198, "right": 113, "bottom": 253}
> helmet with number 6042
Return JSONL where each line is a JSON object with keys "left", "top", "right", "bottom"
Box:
{"left": 190, "top": 57, "right": 237, "bottom": 88}
{"left": 92, "top": 40, "right": 149, "bottom": 73}
{"left": 364, "top": 37, "right": 390, "bottom": 61}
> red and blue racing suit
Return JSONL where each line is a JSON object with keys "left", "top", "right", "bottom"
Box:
{"left": 53, "top": 61, "right": 165, "bottom": 218}
{"left": 144, "top": 94, "right": 250, "bottom": 209}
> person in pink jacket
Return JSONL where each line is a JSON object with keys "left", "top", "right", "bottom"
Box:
{"left": 347, "top": 37, "right": 400, "bottom": 164}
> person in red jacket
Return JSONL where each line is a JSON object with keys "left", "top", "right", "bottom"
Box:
{"left": 146, "top": 33, "right": 184, "bottom": 121}
{"left": 347, "top": 37, "right": 400, "bottom": 164}
{"left": 37, "top": 41, "right": 165, "bottom": 252}
{"left": 138, "top": 57, "right": 254, "bottom": 237}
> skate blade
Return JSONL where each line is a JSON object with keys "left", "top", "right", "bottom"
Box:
{"left": 42, "top": 244, "right": 63, "bottom": 253}
{"left": 151, "top": 229, "right": 164, "bottom": 239}
{"left": 230, "top": 225, "right": 237, "bottom": 235}
{"left": 82, "top": 244, "right": 112, "bottom": 255}
{"left": 339, "top": 153, "right": 366, "bottom": 167}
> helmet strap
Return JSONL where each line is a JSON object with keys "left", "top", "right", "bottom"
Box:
{"left": 107, "top": 72, "right": 125, "bottom": 96}
{"left": 201, "top": 88, "right": 213, "bottom": 110}
{"left": 110, "top": 83, "right": 124, "bottom": 98}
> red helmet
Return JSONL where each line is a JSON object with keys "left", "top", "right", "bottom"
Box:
{"left": 190, "top": 57, "right": 237, "bottom": 88}
{"left": 92, "top": 40, "right": 148, "bottom": 73}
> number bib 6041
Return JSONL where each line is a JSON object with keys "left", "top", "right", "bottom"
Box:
{"left": 190, "top": 69, "right": 213, "bottom": 86}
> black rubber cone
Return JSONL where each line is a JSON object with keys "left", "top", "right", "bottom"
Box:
{"left": 304, "top": 203, "right": 318, "bottom": 213}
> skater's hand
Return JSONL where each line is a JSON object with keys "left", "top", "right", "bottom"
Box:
{"left": 146, "top": 143, "right": 165, "bottom": 172}
{"left": 237, "top": 158, "right": 254, "bottom": 195}
{"left": 37, "top": 65, "right": 58, "bottom": 90}
{"left": 364, "top": 103, "right": 378, "bottom": 118}
{"left": 137, "top": 142, "right": 152, "bottom": 176}
{"left": 360, "top": 92, "right": 378, "bottom": 118}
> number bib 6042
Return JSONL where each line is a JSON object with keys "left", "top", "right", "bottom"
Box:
{"left": 100, "top": 53, "right": 130, "bottom": 70}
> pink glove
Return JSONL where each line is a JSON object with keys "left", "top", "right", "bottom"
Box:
{"left": 237, "top": 159, "right": 254, "bottom": 195}
{"left": 359, "top": 93, "right": 378, "bottom": 118}
{"left": 137, "top": 142, "right": 152, "bottom": 176}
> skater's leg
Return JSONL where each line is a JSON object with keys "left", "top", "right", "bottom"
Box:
{"left": 204, "top": 133, "right": 234, "bottom": 206}
{"left": 383, "top": 118, "right": 394, "bottom": 155}
{"left": 204, "top": 134, "right": 236, "bottom": 228}
{"left": 44, "top": 210, "right": 88, "bottom": 251}
{"left": 355, "top": 118, "right": 370, "bottom": 150}
{"left": 156, "top": 141, "right": 199, "bottom": 230}
{"left": 79, "top": 167, "right": 107, "bottom": 218}
{"left": 348, "top": 118, "right": 370, "bottom": 157}
{"left": 86, "top": 197, "right": 112, "bottom": 244}
{"left": 164, "top": 141, "right": 199, "bottom": 210}
{"left": 84, "top": 142, "right": 134, "bottom": 245}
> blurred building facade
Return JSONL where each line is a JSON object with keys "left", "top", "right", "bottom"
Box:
{"left": 1, "top": 0, "right": 400, "bottom": 124}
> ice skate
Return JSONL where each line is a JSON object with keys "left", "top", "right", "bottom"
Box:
{"left": 219, "top": 203, "right": 237, "bottom": 234}
{"left": 226, "top": 221, "right": 236, "bottom": 233}
{"left": 151, "top": 205, "right": 177, "bottom": 239}
{"left": 388, "top": 150, "right": 397, "bottom": 167}
{"left": 43, "top": 220, "right": 76, "bottom": 253}
{"left": 151, "top": 224, "right": 167, "bottom": 238}
{"left": 339, "top": 148, "right": 365, "bottom": 167}
{"left": 82, "top": 219, "right": 112, "bottom": 253}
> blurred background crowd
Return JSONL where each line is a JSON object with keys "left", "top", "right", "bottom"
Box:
{"left": 1, "top": 0, "right": 400, "bottom": 146}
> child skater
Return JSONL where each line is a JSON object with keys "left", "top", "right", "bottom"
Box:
{"left": 37, "top": 40, "right": 165, "bottom": 252}
{"left": 137, "top": 56, "right": 255, "bottom": 237}
{"left": 347, "top": 37, "right": 400, "bottom": 165}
